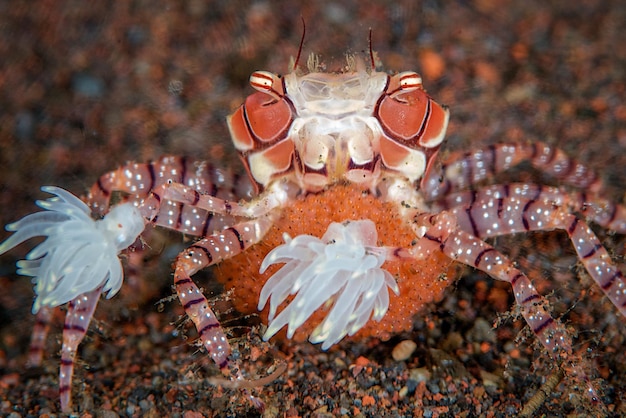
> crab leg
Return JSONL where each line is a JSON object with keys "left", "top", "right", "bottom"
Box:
{"left": 27, "top": 306, "right": 53, "bottom": 367}
{"left": 409, "top": 212, "right": 599, "bottom": 401}
{"left": 142, "top": 192, "right": 244, "bottom": 237}
{"left": 422, "top": 142, "right": 602, "bottom": 200}
{"left": 151, "top": 182, "right": 292, "bottom": 219}
{"left": 87, "top": 155, "right": 250, "bottom": 215}
{"left": 83, "top": 155, "right": 264, "bottom": 240}
{"left": 449, "top": 196, "right": 626, "bottom": 317}
{"left": 438, "top": 184, "right": 626, "bottom": 232}
{"left": 59, "top": 288, "right": 102, "bottom": 412}
{"left": 171, "top": 214, "right": 275, "bottom": 377}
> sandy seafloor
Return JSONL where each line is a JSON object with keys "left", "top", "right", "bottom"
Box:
{"left": 0, "top": 1, "right": 625, "bottom": 416}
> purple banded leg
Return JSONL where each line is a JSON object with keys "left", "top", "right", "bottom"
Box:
{"left": 174, "top": 261, "right": 231, "bottom": 373}
{"left": 579, "top": 198, "right": 626, "bottom": 233}
{"left": 87, "top": 155, "right": 246, "bottom": 216}
{"left": 59, "top": 288, "right": 101, "bottom": 412}
{"left": 444, "top": 230, "right": 599, "bottom": 399}
{"left": 130, "top": 182, "right": 254, "bottom": 241}
{"left": 27, "top": 306, "right": 52, "bottom": 367}
{"left": 449, "top": 197, "right": 626, "bottom": 317}
{"left": 172, "top": 215, "right": 274, "bottom": 376}
{"left": 565, "top": 216, "right": 626, "bottom": 316}
{"left": 422, "top": 142, "right": 602, "bottom": 200}
{"left": 140, "top": 191, "right": 243, "bottom": 238}
{"left": 436, "top": 183, "right": 626, "bottom": 233}
{"left": 410, "top": 212, "right": 574, "bottom": 359}
{"left": 151, "top": 182, "right": 288, "bottom": 219}
{"left": 86, "top": 157, "right": 249, "bottom": 238}
{"left": 407, "top": 212, "right": 599, "bottom": 402}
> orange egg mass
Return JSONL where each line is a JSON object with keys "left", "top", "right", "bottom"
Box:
{"left": 215, "top": 183, "right": 459, "bottom": 343}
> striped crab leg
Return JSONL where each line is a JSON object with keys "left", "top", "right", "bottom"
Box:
{"left": 170, "top": 216, "right": 274, "bottom": 369}
{"left": 135, "top": 184, "right": 285, "bottom": 407}
{"left": 87, "top": 155, "right": 250, "bottom": 216}
{"left": 407, "top": 212, "right": 601, "bottom": 402}
{"left": 27, "top": 306, "right": 52, "bottom": 367}
{"left": 10, "top": 179, "right": 274, "bottom": 412}
{"left": 139, "top": 182, "right": 281, "bottom": 367}
{"left": 59, "top": 289, "right": 102, "bottom": 411}
{"left": 437, "top": 184, "right": 626, "bottom": 232}
{"left": 448, "top": 196, "right": 626, "bottom": 317}
{"left": 53, "top": 185, "right": 274, "bottom": 412}
{"left": 422, "top": 142, "right": 603, "bottom": 200}
{"left": 147, "top": 180, "right": 294, "bottom": 219}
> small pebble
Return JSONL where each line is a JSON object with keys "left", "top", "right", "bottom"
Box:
{"left": 409, "top": 367, "right": 431, "bottom": 383}
{"left": 72, "top": 72, "right": 105, "bottom": 98}
{"left": 98, "top": 411, "right": 120, "bottom": 418}
{"left": 392, "top": 339, "right": 417, "bottom": 361}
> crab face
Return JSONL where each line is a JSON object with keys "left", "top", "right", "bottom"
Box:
{"left": 227, "top": 64, "right": 449, "bottom": 193}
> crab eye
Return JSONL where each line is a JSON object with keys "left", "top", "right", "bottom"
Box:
{"left": 397, "top": 71, "right": 422, "bottom": 92}
{"left": 250, "top": 70, "right": 283, "bottom": 101}
{"left": 249, "top": 71, "right": 274, "bottom": 90}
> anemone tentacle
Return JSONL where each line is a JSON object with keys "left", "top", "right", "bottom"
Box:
{"left": 258, "top": 219, "right": 399, "bottom": 349}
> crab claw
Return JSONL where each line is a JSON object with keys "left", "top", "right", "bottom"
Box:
{"left": 0, "top": 186, "right": 146, "bottom": 313}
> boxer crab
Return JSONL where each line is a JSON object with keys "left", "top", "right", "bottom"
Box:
{"left": 1, "top": 51, "right": 626, "bottom": 412}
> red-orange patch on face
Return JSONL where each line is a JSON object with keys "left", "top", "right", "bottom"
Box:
{"left": 215, "top": 183, "right": 459, "bottom": 343}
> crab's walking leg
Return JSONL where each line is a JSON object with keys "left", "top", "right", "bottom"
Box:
{"left": 422, "top": 142, "right": 602, "bottom": 200}
{"left": 410, "top": 212, "right": 599, "bottom": 401}
{"left": 27, "top": 306, "right": 53, "bottom": 367}
{"left": 87, "top": 156, "right": 250, "bottom": 216}
{"left": 171, "top": 214, "right": 275, "bottom": 378}
{"left": 86, "top": 156, "right": 250, "bottom": 239}
{"left": 59, "top": 288, "right": 101, "bottom": 412}
{"left": 151, "top": 181, "right": 289, "bottom": 219}
{"left": 449, "top": 197, "right": 626, "bottom": 317}
{"left": 438, "top": 184, "right": 626, "bottom": 232}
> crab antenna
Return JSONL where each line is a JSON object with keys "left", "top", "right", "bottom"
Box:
{"left": 293, "top": 16, "right": 306, "bottom": 70}
{"left": 368, "top": 28, "right": 375, "bottom": 70}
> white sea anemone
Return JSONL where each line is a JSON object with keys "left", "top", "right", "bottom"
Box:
{"left": 0, "top": 186, "right": 145, "bottom": 313}
{"left": 258, "top": 219, "right": 399, "bottom": 349}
